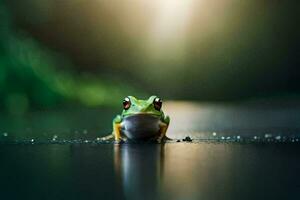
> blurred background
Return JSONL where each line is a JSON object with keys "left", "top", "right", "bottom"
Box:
{"left": 0, "top": 0, "right": 298, "bottom": 115}
{"left": 1, "top": 2, "right": 299, "bottom": 199}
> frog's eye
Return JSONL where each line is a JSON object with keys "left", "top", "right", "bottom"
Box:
{"left": 123, "top": 97, "right": 131, "bottom": 110}
{"left": 153, "top": 97, "right": 162, "bottom": 111}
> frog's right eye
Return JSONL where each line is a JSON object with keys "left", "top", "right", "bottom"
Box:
{"left": 123, "top": 97, "right": 131, "bottom": 110}
{"left": 153, "top": 97, "right": 162, "bottom": 111}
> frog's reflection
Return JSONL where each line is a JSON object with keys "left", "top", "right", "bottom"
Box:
{"left": 114, "top": 143, "right": 164, "bottom": 200}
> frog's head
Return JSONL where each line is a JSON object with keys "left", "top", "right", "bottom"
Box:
{"left": 121, "top": 96, "right": 164, "bottom": 117}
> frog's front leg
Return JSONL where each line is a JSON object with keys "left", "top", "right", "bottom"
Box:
{"left": 113, "top": 115, "right": 123, "bottom": 143}
{"left": 157, "top": 115, "right": 170, "bottom": 143}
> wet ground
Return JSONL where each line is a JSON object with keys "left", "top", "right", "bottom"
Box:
{"left": 0, "top": 100, "right": 300, "bottom": 200}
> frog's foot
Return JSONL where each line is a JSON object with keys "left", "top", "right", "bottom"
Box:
{"left": 114, "top": 139, "right": 123, "bottom": 144}
{"left": 156, "top": 136, "right": 171, "bottom": 143}
{"left": 156, "top": 138, "right": 162, "bottom": 143}
{"left": 115, "top": 137, "right": 127, "bottom": 144}
{"left": 99, "top": 134, "right": 114, "bottom": 141}
{"left": 99, "top": 133, "right": 127, "bottom": 142}
{"left": 164, "top": 136, "right": 172, "bottom": 141}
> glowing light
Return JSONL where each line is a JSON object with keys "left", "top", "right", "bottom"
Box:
{"left": 151, "top": 0, "right": 195, "bottom": 41}
{"left": 146, "top": 0, "right": 195, "bottom": 61}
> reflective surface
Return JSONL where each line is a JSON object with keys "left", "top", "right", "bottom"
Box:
{"left": 0, "top": 143, "right": 300, "bottom": 200}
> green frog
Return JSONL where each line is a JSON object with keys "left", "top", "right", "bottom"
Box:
{"left": 102, "top": 96, "right": 170, "bottom": 143}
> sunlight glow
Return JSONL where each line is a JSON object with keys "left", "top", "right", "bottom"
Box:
{"left": 146, "top": 0, "right": 196, "bottom": 61}
{"left": 151, "top": 0, "right": 195, "bottom": 41}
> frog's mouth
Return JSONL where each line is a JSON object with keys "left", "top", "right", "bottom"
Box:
{"left": 121, "top": 114, "right": 161, "bottom": 140}
{"left": 122, "top": 112, "right": 161, "bottom": 117}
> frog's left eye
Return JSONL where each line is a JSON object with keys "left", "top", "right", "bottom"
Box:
{"left": 123, "top": 97, "right": 131, "bottom": 110}
{"left": 153, "top": 97, "right": 162, "bottom": 111}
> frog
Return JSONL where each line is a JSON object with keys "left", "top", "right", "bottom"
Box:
{"left": 101, "top": 96, "right": 170, "bottom": 143}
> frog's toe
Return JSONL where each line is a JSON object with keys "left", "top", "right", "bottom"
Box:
{"left": 100, "top": 134, "right": 114, "bottom": 141}
{"left": 164, "top": 136, "right": 172, "bottom": 140}
{"left": 156, "top": 136, "right": 171, "bottom": 143}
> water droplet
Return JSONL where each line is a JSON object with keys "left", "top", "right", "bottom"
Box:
{"left": 254, "top": 136, "right": 257, "bottom": 140}
{"left": 31, "top": 139, "right": 34, "bottom": 142}
{"left": 212, "top": 132, "right": 217, "bottom": 136}
{"left": 226, "top": 136, "right": 231, "bottom": 140}
{"left": 84, "top": 140, "right": 88, "bottom": 143}
{"left": 221, "top": 136, "right": 225, "bottom": 140}
{"left": 275, "top": 136, "right": 281, "bottom": 140}
{"left": 96, "top": 137, "right": 101, "bottom": 141}
{"left": 3, "top": 132, "right": 8, "bottom": 137}
{"left": 236, "top": 136, "right": 241, "bottom": 140}
{"left": 52, "top": 135, "right": 58, "bottom": 141}
{"left": 264, "top": 134, "right": 272, "bottom": 138}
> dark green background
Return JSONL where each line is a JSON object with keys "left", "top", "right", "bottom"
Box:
{"left": 0, "top": 0, "right": 298, "bottom": 114}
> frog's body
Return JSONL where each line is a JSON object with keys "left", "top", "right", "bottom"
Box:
{"left": 102, "top": 96, "right": 170, "bottom": 143}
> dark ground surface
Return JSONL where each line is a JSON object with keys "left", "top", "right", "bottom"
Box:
{"left": 0, "top": 100, "right": 300, "bottom": 200}
{"left": 0, "top": 143, "right": 300, "bottom": 200}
